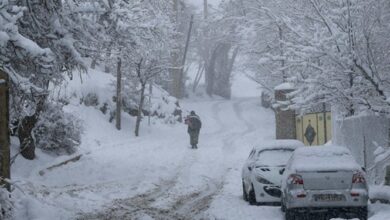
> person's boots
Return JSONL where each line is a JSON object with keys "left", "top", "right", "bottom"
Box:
{"left": 194, "top": 145, "right": 198, "bottom": 149}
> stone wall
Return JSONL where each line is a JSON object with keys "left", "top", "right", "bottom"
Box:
{"left": 275, "top": 89, "right": 296, "bottom": 140}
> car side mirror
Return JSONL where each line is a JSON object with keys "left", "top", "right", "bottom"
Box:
{"left": 248, "top": 162, "right": 255, "bottom": 171}
{"left": 279, "top": 168, "right": 285, "bottom": 175}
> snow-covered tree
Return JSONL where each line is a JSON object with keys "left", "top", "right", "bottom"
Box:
{"left": 98, "top": 0, "right": 176, "bottom": 136}
{"left": 1, "top": 0, "right": 97, "bottom": 159}
{"left": 0, "top": 0, "right": 49, "bottom": 216}
{"left": 192, "top": 0, "right": 241, "bottom": 99}
{"left": 282, "top": 0, "right": 390, "bottom": 116}
{"left": 234, "top": 0, "right": 390, "bottom": 116}
{"left": 1, "top": 0, "right": 54, "bottom": 160}
{"left": 227, "top": 0, "right": 302, "bottom": 101}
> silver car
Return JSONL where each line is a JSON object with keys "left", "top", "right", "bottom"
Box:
{"left": 241, "top": 140, "right": 304, "bottom": 205}
{"left": 280, "top": 145, "right": 368, "bottom": 220}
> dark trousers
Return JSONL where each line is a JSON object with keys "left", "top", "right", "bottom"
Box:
{"left": 189, "top": 131, "right": 199, "bottom": 147}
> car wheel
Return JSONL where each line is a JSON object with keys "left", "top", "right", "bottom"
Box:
{"left": 242, "top": 180, "right": 248, "bottom": 201}
{"left": 248, "top": 184, "right": 257, "bottom": 205}
{"left": 357, "top": 207, "right": 368, "bottom": 220}
{"left": 281, "top": 197, "right": 286, "bottom": 212}
{"left": 285, "top": 209, "right": 295, "bottom": 220}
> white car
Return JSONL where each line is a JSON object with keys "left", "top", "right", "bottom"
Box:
{"left": 241, "top": 140, "right": 304, "bottom": 205}
{"left": 280, "top": 146, "right": 368, "bottom": 220}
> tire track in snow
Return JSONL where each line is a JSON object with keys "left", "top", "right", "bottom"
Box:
{"left": 219, "top": 98, "right": 258, "bottom": 153}
{"left": 29, "top": 139, "right": 192, "bottom": 214}
{"left": 203, "top": 100, "right": 226, "bottom": 137}
{"left": 77, "top": 98, "right": 260, "bottom": 220}
{"left": 78, "top": 100, "right": 232, "bottom": 220}
{"left": 155, "top": 99, "right": 250, "bottom": 219}
{"left": 77, "top": 148, "right": 200, "bottom": 219}
{"left": 173, "top": 98, "right": 261, "bottom": 219}
{"left": 79, "top": 176, "right": 224, "bottom": 220}
{"left": 177, "top": 98, "right": 261, "bottom": 219}
{"left": 232, "top": 98, "right": 257, "bottom": 135}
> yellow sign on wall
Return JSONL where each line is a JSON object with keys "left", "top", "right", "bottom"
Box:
{"left": 296, "top": 112, "right": 332, "bottom": 146}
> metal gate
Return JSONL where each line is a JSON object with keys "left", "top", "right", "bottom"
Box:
{"left": 296, "top": 112, "right": 332, "bottom": 146}
{"left": 0, "top": 69, "right": 10, "bottom": 184}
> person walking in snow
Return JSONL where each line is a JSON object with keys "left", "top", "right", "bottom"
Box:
{"left": 185, "top": 111, "right": 202, "bottom": 149}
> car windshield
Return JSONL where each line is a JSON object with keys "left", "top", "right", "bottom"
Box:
{"left": 256, "top": 149, "right": 293, "bottom": 167}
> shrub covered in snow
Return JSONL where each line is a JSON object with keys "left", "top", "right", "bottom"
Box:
{"left": 121, "top": 97, "right": 140, "bottom": 117}
{"left": 33, "top": 102, "right": 82, "bottom": 155}
{"left": 81, "top": 93, "right": 99, "bottom": 107}
{"left": 119, "top": 84, "right": 182, "bottom": 124}
{"left": 151, "top": 95, "right": 182, "bottom": 124}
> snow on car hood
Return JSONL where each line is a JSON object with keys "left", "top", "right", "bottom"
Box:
{"left": 253, "top": 166, "right": 284, "bottom": 186}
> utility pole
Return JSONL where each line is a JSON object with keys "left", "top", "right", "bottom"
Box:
{"left": 171, "top": 0, "right": 182, "bottom": 99}
{"left": 182, "top": 15, "right": 194, "bottom": 70}
{"left": 178, "top": 15, "right": 194, "bottom": 98}
{"left": 148, "top": 82, "right": 152, "bottom": 126}
{"left": 116, "top": 57, "right": 122, "bottom": 130}
{"left": 203, "top": 0, "right": 212, "bottom": 95}
{"left": 173, "top": 0, "right": 179, "bottom": 22}
{"left": 0, "top": 69, "right": 10, "bottom": 190}
{"left": 204, "top": 0, "right": 208, "bottom": 19}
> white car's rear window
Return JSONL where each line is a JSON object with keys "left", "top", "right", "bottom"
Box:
{"left": 290, "top": 146, "right": 361, "bottom": 171}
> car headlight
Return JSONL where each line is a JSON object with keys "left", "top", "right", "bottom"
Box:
{"left": 256, "top": 176, "right": 273, "bottom": 185}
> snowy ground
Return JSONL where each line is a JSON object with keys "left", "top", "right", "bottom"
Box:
{"left": 11, "top": 94, "right": 280, "bottom": 219}
{"left": 9, "top": 72, "right": 390, "bottom": 220}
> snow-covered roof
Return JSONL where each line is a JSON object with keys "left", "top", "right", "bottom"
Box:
{"left": 290, "top": 145, "right": 362, "bottom": 172}
{"left": 254, "top": 139, "right": 304, "bottom": 152}
{"left": 274, "top": 82, "right": 294, "bottom": 91}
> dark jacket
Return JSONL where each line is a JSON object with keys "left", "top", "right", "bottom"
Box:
{"left": 186, "top": 115, "right": 202, "bottom": 133}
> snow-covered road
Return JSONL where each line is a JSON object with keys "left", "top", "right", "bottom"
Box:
{"left": 74, "top": 97, "right": 277, "bottom": 220}
{"left": 12, "top": 97, "right": 390, "bottom": 220}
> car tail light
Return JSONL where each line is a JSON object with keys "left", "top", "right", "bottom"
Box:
{"left": 352, "top": 171, "right": 366, "bottom": 184}
{"left": 350, "top": 192, "right": 360, "bottom": 197}
{"left": 297, "top": 193, "right": 306, "bottom": 198}
{"left": 288, "top": 174, "right": 304, "bottom": 185}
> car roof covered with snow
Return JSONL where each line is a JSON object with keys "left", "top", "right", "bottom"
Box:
{"left": 289, "top": 145, "right": 362, "bottom": 172}
{"left": 254, "top": 139, "right": 304, "bottom": 152}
